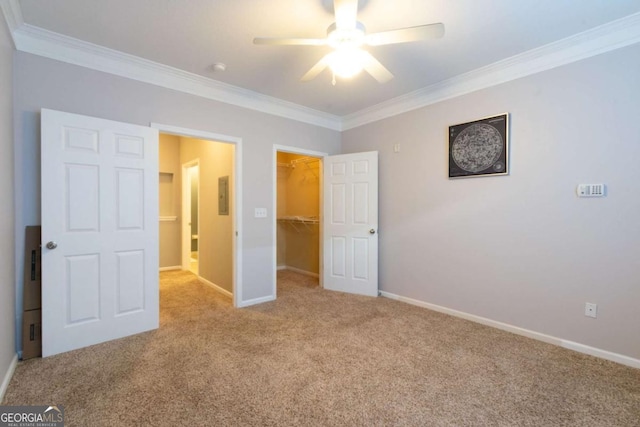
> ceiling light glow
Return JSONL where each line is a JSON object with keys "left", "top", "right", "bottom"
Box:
{"left": 328, "top": 48, "right": 365, "bottom": 78}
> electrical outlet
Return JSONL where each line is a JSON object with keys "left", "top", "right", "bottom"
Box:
{"left": 585, "top": 302, "right": 597, "bottom": 318}
{"left": 254, "top": 208, "right": 267, "bottom": 218}
{"left": 393, "top": 143, "right": 400, "bottom": 153}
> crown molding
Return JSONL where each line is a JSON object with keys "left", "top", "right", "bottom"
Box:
{"left": 342, "top": 12, "right": 640, "bottom": 130}
{"left": 0, "top": 0, "right": 23, "bottom": 47}
{"left": 10, "top": 23, "right": 342, "bottom": 131}
{"left": 3, "top": 0, "right": 640, "bottom": 132}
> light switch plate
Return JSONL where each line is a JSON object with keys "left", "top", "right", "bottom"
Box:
{"left": 254, "top": 208, "right": 267, "bottom": 218}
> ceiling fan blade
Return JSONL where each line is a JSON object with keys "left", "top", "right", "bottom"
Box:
{"left": 360, "top": 51, "right": 393, "bottom": 83}
{"left": 301, "top": 55, "right": 331, "bottom": 82}
{"left": 366, "top": 23, "right": 445, "bottom": 46}
{"left": 253, "top": 37, "right": 327, "bottom": 46}
{"left": 334, "top": 0, "right": 358, "bottom": 29}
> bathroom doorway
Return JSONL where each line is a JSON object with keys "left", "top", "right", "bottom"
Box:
{"left": 183, "top": 161, "right": 200, "bottom": 274}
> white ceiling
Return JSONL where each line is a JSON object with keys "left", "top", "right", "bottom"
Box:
{"left": 9, "top": 0, "right": 640, "bottom": 118}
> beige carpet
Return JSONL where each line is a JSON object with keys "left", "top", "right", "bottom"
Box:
{"left": 3, "top": 270, "right": 639, "bottom": 426}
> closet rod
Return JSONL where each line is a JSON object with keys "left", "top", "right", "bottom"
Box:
{"left": 278, "top": 216, "right": 319, "bottom": 231}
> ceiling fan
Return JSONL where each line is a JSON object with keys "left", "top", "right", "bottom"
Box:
{"left": 253, "top": 0, "right": 444, "bottom": 84}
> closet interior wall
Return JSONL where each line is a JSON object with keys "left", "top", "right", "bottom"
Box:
{"left": 276, "top": 152, "right": 320, "bottom": 276}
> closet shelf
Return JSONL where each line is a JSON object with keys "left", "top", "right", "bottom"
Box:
{"left": 278, "top": 157, "right": 320, "bottom": 178}
{"left": 278, "top": 216, "right": 319, "bottom": 231}
{"left": 290, "top": 157, "right": 319, "bottom": 166}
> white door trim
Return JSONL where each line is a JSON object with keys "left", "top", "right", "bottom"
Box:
{"left": 181, "top": 159, "right": 199, "bottom": 273}
{"left": 151, "top": 123, "right": 243, "bottom": 308}
{"left": 272, "top": 145, "right": 328, "bottom": 299}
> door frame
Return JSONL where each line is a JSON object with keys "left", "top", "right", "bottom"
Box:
{"left": 272, "top": 145, "right": 327, "bottom": 299}
{"left": 181, "top": 159, "right": 200, "bottom": 273}
{"left": 153, "top": 123, "right": 243, "bottom": 308}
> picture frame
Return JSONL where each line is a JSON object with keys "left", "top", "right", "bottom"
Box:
{"left": 448, "top": 113, "right": 509, "bottom": 178}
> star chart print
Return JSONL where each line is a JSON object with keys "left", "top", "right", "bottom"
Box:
{"left": 448, "top": 114, "right": 509, "bottom": 178}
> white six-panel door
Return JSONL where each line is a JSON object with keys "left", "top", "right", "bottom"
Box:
{"left": 323, "top": 151, "right": 378, "bottom": 297}
{"left": 41, "top": 109, "right": 159, "bottom": 357}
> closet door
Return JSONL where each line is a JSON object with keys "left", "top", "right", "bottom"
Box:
{"left": 323, "top": 151, "right": 378, "bottom": 297}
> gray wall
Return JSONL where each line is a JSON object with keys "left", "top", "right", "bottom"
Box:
{"left": 342, "top": 44, "right": 640, "bottom": 360}
{"left": 0, "top": 15, "right": 15, "bottom": 391}
{"left": 13, "top": 52, "right": 341, "bottom": 349}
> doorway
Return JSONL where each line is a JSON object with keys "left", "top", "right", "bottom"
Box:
{"left": 183, "top": 161, "right": 200, "bottom": 274}
{"left": 40, "top": 111, "right": 245, "bottom": 356}
{"left": 273, "top": 147, "right": 380, "bottom": 301}
{"left": 156, "top": 124, "right": 242, "bottom": 307}
{"left": 159, "top": 134, "right": 233, "bottom": 295}
{"left": 273, "top": 145, "right": 327, "bottom": 297}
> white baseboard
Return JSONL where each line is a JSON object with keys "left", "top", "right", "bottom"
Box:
{"left": 237, "top": 295, "right": 276, "bottom": 308}
{"left": 159, "top": 265, "right": 181, "bottom": 272}
{"left": 279, "top": 265, "right": 319, "bottom": 278}
{"left": 380, "top": 291, "right": 640, "bottom": 370}
{"left": 198, "top": 276, "right": 233, "bottom": 298}
{"left": 0, "top": 354, "right": 18, "bottom": 402}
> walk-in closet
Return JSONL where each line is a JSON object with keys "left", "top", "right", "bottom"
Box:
{"left": 276, "top": 152, "right": 321, "bottom": 277}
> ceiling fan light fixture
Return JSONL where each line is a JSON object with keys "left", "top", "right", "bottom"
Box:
{"left": 327, "top": 47, "right": 365, "bottom": 78}
{"left": 326, "top": 22, "right": 366, "bottom": 49}
{"left": 253, "top": 1, "right": 444, "bottom": 84}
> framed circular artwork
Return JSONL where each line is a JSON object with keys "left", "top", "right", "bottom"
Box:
{"left": 448, "top": 113, "right": 509, "bottom": 178}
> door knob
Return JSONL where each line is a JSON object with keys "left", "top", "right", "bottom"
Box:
{"left": 369, "top": 229, "right": 376, "bottom": 234}
{"left": 46, "top": 241, "right": 58, "bottom": 250}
